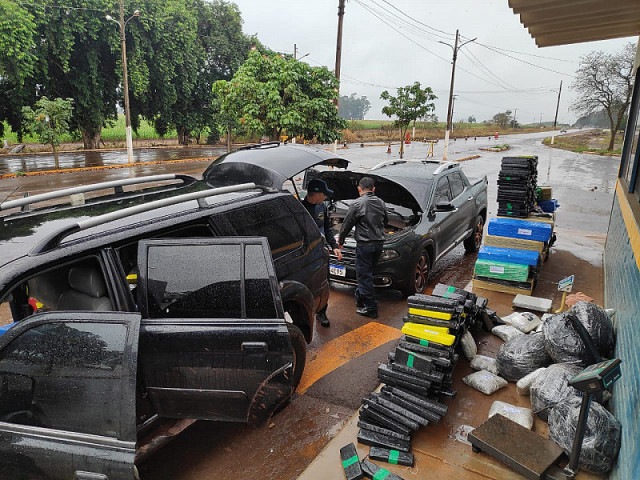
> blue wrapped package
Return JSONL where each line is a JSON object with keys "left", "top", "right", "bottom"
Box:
{"left": 478, "top": 246, "right": 540, "bottom": 267}
{"left": 538, "top": 199, "right": 559, "bottom": 212}
{"left": 487, "top": 218, "right": 552, "bottom": 242}
{"left": 0, "top": 322, "right": 16, "bottom": 336}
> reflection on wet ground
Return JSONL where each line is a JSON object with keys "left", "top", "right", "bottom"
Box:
{"left": 0, "top": 146, "right": 227, "bottom": 174}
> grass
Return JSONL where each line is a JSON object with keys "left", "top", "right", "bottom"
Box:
{"left": 2, "top": 115, "right": 178, "bottom": 145}
{"left": 543, "top": 131, "right": 623, "bottom": 156}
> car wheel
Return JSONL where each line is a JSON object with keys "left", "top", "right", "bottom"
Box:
{"left": 401, "top": 250, "right": 430, "bottom": 297}
{"left": 288, "top": 324, "right": 307, "bottom": 389}
{"left": 464, "top": 215, "right": 485, "bottom": 253}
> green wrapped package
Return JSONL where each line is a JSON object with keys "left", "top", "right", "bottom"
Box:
{"left": 474, "top": 259, "right": 529, "bottom": 282}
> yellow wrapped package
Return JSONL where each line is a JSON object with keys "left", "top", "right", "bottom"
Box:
{"left": 408, "top": 308, "right": 453, "bottom": 320}
{"left": 401, "top": 322, "right": 456, "bottom": 346}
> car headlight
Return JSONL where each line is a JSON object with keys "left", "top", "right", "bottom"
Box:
{"left": 379, "top": 249, "right": 399, "bottom": 261}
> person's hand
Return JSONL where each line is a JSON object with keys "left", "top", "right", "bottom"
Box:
{"left": 332, "top": 248, "right": 343, "bottom": 261}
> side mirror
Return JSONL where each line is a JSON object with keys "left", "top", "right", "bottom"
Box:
{"left": 434, "top": 202, "right": 456, "bottom": 212}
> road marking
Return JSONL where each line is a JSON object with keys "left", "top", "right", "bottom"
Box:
{"left": 296, "top": 322, "right": 401, "bottom": 395}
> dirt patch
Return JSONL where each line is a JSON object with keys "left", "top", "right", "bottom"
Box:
{"left": 544, "top": 129, "right": 623, "bottom": 155}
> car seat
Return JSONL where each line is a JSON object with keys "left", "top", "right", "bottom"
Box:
{"left": 57, "top": 267, "right": 114, "bottom": 311}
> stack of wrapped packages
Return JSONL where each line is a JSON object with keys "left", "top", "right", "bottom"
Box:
{"left": 497, "top": 156, "right": 538, "bottom": 218}
{"left": 351, "top": 284, "right": 493, "bottom": 478}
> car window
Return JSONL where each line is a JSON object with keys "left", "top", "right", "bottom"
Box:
{"left": 142, "top": 241, "right": 277, "bottom": 320}
{"left": 1, "top": 257, "right": 113, "bottom": 325}
{"left": 449, "top": 173, "right": 466, "bottom": 199}
{"left": 0, "top": 321, "right": 128, "bottom": 438}
{"left": 226, "top": 199, "right": 303, "bottom": 259}
{"left": 245, "top": 244, "right": 277, "bottom": 318}
{"left": 145, "top": 244, "right": 243, "bottom": 319}
{"left": 433, "top": 177, "right": 452, "bottom": 204}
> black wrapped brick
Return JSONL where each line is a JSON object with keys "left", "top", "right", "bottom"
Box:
{"left": 401, "top": 334, "right": 454, "bottom": 354}
{"left": 357, "top": 428, "right": 411, "bottom": 452}
{"left": 394, "top": 346, "right": 433, "bottom": 373}
{"left": 369, "top": 447, "right": 415, "bottom": 467}
{"left": 404, "top": 314, "right": 463, "bottom": 330}
{"left": 390, "top": 362, "right": 445, "bottom": 384}
{"left": 359, "top": 404, "right": 412, "bottom": 436}
{"left": 368, "top": 393, "right": 430, "bottom": 427}
{"left": 357, "top": 420, "right": 411, "bottom": 442}
{"left": 378, "top": 363, "right": 432, "bottom": 389}
{"left": 340, "top": 443, "right": 363, "bottom": 480}
{"left": 361, "top": 458, "right": 405, "bottom": 480}
{"left": 361, "top": 398, "right": 420, "bottom": 431}
{"left": 381, "top": 385, "right": 448, "bottom": 416}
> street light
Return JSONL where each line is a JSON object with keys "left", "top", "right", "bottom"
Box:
{"left": 106, "top": 4, "right": 140, "bottom": 164}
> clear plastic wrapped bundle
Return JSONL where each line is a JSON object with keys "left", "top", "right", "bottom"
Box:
{"left": 530, "top": 363, "right": 582, "bottom": 421}
{"left": 496, "top": 332, "right": 552, "bottom": 382}
{"left": 548, "top": 397, "right": 621, "bottom": 473}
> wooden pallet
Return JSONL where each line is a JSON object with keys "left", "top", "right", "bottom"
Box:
{"left": 473, "top": 275, "right": 535, "bottom": 295}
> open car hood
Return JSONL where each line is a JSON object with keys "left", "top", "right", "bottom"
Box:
{"left": 203, "top": 143, "right": 349, "bottom": 190}
{"left": 317, "top": 170, "right": 423, "bottom": 213}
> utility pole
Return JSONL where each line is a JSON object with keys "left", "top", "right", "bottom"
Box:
{"left": 553, "top": 80, "right": 563, "bottom": 129}
{"left": 440, "top": 31, "right": 476, "bottom": 161}
{"left": 334, "top": 0, "right": 346, "bottom": 103}
{"left": 107, "top": 3, "right": 139, "bottom": 163}
{"left": 332, "top": 0, "right": 346, "bottom": 153}
{"left": 513, "top": 108, "right": 517, "bottom": 127}
{"left": 294, "top": 43, "right": 297, "bottom": 60}
{"left": 540, "top": 113, "right": 543, "bottom": 126}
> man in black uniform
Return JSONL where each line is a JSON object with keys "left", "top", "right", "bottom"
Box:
{"left": 338, "top": 177, "right": 387, "bottom": 319}
{"left": 301, "top": 178, "right": 342, "bottom": 327}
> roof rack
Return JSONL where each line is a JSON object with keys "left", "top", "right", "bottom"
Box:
{"left": 31, "top": 182, "right": 257, "bottom": 255}
{"left": 237, "top": 141, "right": 281, "bottom": 151}
{"left": 433, "top": 162, "right": 460, "bottom": 175}
{"left": 370, "top": 159, "right": 409, "bottom": 171}
{"left": 1, "top": 174, "right": 195, "bottom": 212}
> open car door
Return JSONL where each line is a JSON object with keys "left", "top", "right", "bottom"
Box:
{"left": 0, "top": 311, "right": 140, "bottom": 480}
{"left": 136, "top": 237, "right": 294, "bottom": 424}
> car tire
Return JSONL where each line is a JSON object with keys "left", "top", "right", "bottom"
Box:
{"left": 401, "top": 249, "right": 430, "bottom": 297}
{"left": 288, "top": 324, "right": 307, "bottom": 389}
{"left": 464, "top": 215, "right": 485, "bottom": 253}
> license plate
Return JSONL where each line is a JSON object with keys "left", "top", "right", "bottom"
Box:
{"left": 329, "top": 264, "right": 346, "bottom": 277}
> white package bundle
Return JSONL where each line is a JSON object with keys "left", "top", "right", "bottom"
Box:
{"left": 489, "top": 401, "right": 534, "bottom": 429}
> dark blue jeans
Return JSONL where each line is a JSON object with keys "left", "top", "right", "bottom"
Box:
{"left": 355, "top": 244, "right": 383, "bottom": 311}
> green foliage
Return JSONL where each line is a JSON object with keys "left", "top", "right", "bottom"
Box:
{"left": 492, "top": 110, "right": 513, "bottom": 127}
{"left": 467, "top": 115, "right": 476, "bottom": 123}
{"left": 339, "top": 93, "right": 371, "bottom": 120}
{"left": 214, "top": 51, "right": 347, "bottom": 142}
{"left": 22, "top": 97, "right": 74, "bottom": 149}
{"left": 0, "top": 0, "right": 255, "bottom": 148}
{"left": 572, "top": 42, "right": 636, "bottom": 150}
{"left": 380, "top": 81, "right": 436, "bottom": 157}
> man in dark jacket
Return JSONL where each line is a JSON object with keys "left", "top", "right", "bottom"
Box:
{"left": 301, "top": 178, "right": 342, "bottom": 327}
{"left": 338, "top": 177, "right": 387, "bottom": 318}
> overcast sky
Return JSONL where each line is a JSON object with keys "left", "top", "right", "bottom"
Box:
{"left": 229, "top": 0, "right": 635, "bottom": 125}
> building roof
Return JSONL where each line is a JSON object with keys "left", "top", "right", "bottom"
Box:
{"left": 509, "top": 0, "right": 640, "bottom": 47}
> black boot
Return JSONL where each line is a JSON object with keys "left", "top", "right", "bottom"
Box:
{"left": 316, "top": 311, "right": 330, "bottom": 327}
{"left": 356, "top": 307, "right": 378, "bottom": 319}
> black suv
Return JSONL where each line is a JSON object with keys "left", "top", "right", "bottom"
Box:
{"left": 0, "top": 144, "right": 346, "bottom": 479}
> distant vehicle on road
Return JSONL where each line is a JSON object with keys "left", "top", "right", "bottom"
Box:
{"left": 561, "top": 127, "right": 567, "bottom": 133}
{"left": 319, "top": 160, "right": 488, "bottom": 296}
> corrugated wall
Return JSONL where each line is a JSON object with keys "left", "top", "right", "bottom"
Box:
{"left": 605, "top": 198, "right": 640, "bottom": 479}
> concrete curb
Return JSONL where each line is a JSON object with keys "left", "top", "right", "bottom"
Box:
{"left": 455, "top": 154, "right": 481, "bottom": 162}
{"left": 0, "top": 156, "right": 217, "bottom": 180}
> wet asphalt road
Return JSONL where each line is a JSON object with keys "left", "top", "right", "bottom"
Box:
{"left": 0, "top": 131, "right": 620, "bottom": 480}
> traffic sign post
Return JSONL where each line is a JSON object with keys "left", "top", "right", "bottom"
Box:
{"left": 555, "top": 274, "right": 574, "bottom": 313}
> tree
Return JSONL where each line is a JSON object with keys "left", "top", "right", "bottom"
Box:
{"left": 213, "top": 51, "right": 347, "bottom": 143}
{"left": 467, "top": 115, "right": 476, "bottom": 124}
{"left": 572, "top": 42, "right": 636, "bottom": 151}
{"left": 380, "top": 82, "right": 436, "bottom": 158}
{"left": 22, "top": 97, "right": 73, "bottom": 167}
{"left": 338, "top": 93, "right": 371, "bottom": 120}
{"left": 492, "top": 110, "right": 512, "bottom": 127}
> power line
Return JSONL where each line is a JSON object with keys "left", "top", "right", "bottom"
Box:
{"left": 377, "top": 0, "right": 455, "bottom": 40}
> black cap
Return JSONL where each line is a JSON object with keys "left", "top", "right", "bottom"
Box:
{"left": 307, "top": 178, "right": 334, "bottom": 196}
